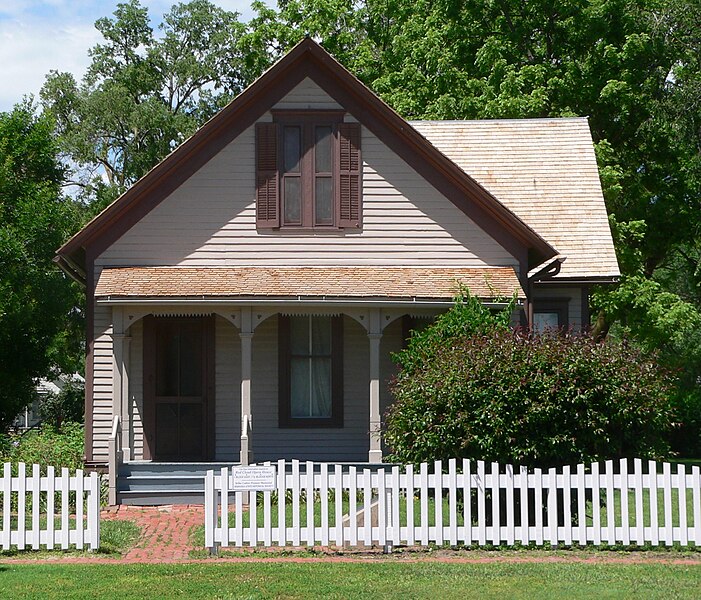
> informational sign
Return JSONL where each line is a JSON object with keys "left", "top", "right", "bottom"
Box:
{"left": 231, "top": 465, "right": 277, "bottom": 491}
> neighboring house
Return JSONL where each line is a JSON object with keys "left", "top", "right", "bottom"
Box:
{"left": 55, "top": 40, "right": 618, "bottom": 502}
{"left": 12, "top": 374, "right": 85, "bottom": 430}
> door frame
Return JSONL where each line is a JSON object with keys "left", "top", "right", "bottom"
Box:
{"left": 142, "top": 315, "right": 216, "bottom": 461}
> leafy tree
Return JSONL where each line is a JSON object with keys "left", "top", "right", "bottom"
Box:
{"left": 40, "top": 0, "right": 248, "bottom": 198}
{"left": 385, "top": 296, "right": 675, "bottom": 466}
{"left": 0, "top": 104, "right": 83, "bottom": 430}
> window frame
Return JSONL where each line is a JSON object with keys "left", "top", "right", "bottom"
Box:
{"left": 273, "top": 110, "right": 345, "bottom": 229}
{"left": 256, "top": 110, "right": 361, "bottom": 230}
{"left": 532, "top": 298, "right": 570, "bottom": 331}
{"left": 278, "top": 314, "right": 344, "bottom": 428}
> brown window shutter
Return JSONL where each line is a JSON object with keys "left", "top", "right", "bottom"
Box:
{"left": 337, "top": 123, "right": 362, "bottom": 228}
{"left": 256, "top": 122, "right": 279, "bottom": 228}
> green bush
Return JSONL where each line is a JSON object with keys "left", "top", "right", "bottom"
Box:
{"left": 384, "top": 295, "right": 676, "bottom": 467}
{"left": 1, "top": 422, "right": 84, "bottom": 472}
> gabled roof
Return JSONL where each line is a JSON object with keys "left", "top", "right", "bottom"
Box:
{"left": 55, "top": 38, "right": 556, "bottom": 282}
{"left": 413, "top": 119, "right": 620, "bottom": 280}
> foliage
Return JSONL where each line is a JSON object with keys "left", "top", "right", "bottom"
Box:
{"left": 38, "top": 379, "right": 85, "bottom": 430}
{"left": 40, "top": 0, "right": 248, "bottom": 196}
{"left": 1, "top": 422, "right": 84, "bottom": 472}
{"left": 0, "top": 104, "right": 83, "bottom": 430}
{"left": 385, "top": 298, "right": 675, "bottom": 467}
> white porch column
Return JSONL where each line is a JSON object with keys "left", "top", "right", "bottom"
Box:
{"left": 111, "top": 307, "right": 132, "bottom": 461}
{"left": 368, "top": 308, "right": 383, "bottom": 463}
{"left": 240, "top": 307, "right": 253, "bottom": 465}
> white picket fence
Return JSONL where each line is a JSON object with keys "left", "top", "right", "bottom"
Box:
{"left": 1, "top": 462, "right": 101, "bottom": 551}
{"left": 205, "top": 458, "right": 701, "bottom": 550}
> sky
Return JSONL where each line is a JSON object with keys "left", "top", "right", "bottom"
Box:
{"left": 0, "top": 1, "right": 256, "bottom": 112}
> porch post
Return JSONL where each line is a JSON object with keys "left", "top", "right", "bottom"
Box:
{"left": 368, "top": 308, "right": 383, "bottom": 463}
{"left": 240, "top": 307, "right": 253, "bottom": 465}
{"left": 111, "top": 307, "right": 132, "bottom": 461}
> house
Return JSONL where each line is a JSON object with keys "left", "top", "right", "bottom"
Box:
{"left": 55, "top": 39, "right": 619, "bottom": 503}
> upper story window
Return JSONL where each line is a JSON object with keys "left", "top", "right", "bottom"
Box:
{"left": 256, "top": 111, "right": 362, "bottom": 229}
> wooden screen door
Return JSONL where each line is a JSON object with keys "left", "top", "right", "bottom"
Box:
{"left": 144, "top": 316, "right": 214, "bottom": 461}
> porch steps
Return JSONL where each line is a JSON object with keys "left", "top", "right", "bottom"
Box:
{"left": 118, "top": 461, "right": 238, "bottom": 505}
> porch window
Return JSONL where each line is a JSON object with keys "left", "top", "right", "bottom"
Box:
{"left": 279, "top": 315, "right": 343, "bottom": 427}
{"left": 533, "top": 298, "right": 569, "bottom": 331}
{"left": 256, "top": 112, "right": 361, "bottom": 229}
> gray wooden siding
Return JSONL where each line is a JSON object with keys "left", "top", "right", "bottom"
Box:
{"left": 129, "top": 319, "right": 144, "bottom": 459}
{"left": 214, "top": 316, "right": 240, "bottom": 461}
{"left": 272, "top": 77, "right": 342, "bottom": 110}
{"left": 251, "top": 315, "right": 371, "bottom": 462}
{"left": 96, "top": 83, "right": 514, "bottom": 269}
{"left": 92, "top": 302, "right": 113, "bottom": 463}
{"left": 532, "top": 286, "right": 583, "bottom": 328}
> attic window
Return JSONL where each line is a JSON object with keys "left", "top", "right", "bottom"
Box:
{"left": 256, "top": 111, "right": 361, "bottom": 229}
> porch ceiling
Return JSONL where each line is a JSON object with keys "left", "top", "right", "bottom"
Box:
{"left": 94, "top": 266, "right": 525, "bottom": 302}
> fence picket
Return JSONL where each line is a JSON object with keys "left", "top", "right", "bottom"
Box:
{"left": 89, "top": 471, "right": 100, "bottom": 549}
{"left": 220, "top": 467, "right": 229, "bottom": 547}
{"left": 204, "top": 470, "right": 214, "bottom": 548}
{"left": 17, "top": 462, "right": 26, "bottom": 550}
{"left": 406, "top": 464, "right": 415, "bottom": 546}
{"left": 678, "top": 464, "right": 687, "bottom": 546}
{"left": 534, "top": 467, "right": 543, "bottom": 546}
{"left": 320, "top": 463, "right": 329, "bottom": 547}
{"left": 292, "top": 461, "right": 300, "bottom": 547}
{"left": 519, "top": 465, "right": 529, "bottom": 546}
{"left": 363, "top": 468, "right": 371, "bottom": 547}
{"left": 420, "top": 462, "right": 429, "bottom": 546}
{"left": 46, "top": 465, "right": 55, "bottom": 550}
{"left": 349, "top": 466, "right": 358, "bottom": 546}
{"left": 249, "top": 489, "right": 258, "bottom": 548}
{"left": 693, "top": 466, "right": 700, "bottom": 545}
{"left": 277, "top": 459, "right": 286, "bottom": 546}
{"left": 491, "top": 462, "right": 500, "bottom": 546}
{"left": 335, "top": 464, "right": 343, "bottom": 547}
{"left": 563, "top": 465, "right": 572, "bottom": 547}
{"left": 663, "top": 461, "right": 673, "bottom": 546}
{"left": 60, "top": 467, "right": 69, "bottom": 549}
{"left": 633, "top": 458, "right": 643, "bottom": 545}
{"left": 448, "top": 459, "right": 457, "bottom": 546}
{"left": 576, "top": 463, "right": 586, "bottom": 546}
{"left": 31, "top": 464, "right": 40, "bottom": 549}
{"left": 2, "top": 463, "right": 10, "bottom": 550}
{"left": 306, "top": 461, "right": 314, "bottom": 546}
{"left": 506, "top": 464, "right": 514, "bottom": 546}
{"left": 463, "top": 460, "right": 472, "bottom": 546}
{"left": 434, "top": 461, "right": 443, "bottom": 546}
{"left": 620, "top": 458, "right": 630, "bottom": 546}
{"left": 648, "top": 460, "right": 659, "bottom": 546}
{"left": 548, "top": 467, "right": 557, "bottom": 548}
{"left": 377, "top": 467, "right": 386, "bottom": 546}
{"left": 263, "top": 485, "right": 272, "bottom": 548}
{"left": 391, "top": 466, "right": 400, "bottom": 547}
{"left": 604, "top": 460, "right": 615, "bottom": 546}
{"left": 591, "top": 462, "right": 601, "bottom": 546}
{"left": 477, "top": 461, "right": 486, "bottom": 546}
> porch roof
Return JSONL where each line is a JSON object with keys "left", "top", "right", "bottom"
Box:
{"left": 94, "top": 266, "right": 525, "bottom": 302}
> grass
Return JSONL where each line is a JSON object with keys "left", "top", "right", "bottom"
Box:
{"left": 0, "top": 561, "right": 700, "bottom": 599}
{"left": 0, "top": 518, "right": 140, "bottom": 558}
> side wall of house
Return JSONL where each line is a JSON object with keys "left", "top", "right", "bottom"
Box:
{"left": 532, "top": 285, "right": 586, "bottom": 329}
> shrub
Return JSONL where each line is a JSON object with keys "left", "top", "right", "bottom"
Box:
{"left": 2, "top": 422, "right": 84, "bottom": 472}
{"left": 384, "top": 296, "right": 676, "bottom": 467}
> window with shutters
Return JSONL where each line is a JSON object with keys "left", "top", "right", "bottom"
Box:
{"left": 256, "top": 111, "right": 361, "bottom": 229}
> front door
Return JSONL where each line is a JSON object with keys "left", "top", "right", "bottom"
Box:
{"left": 144, "top": 316, "right": 214, "bottom": 461}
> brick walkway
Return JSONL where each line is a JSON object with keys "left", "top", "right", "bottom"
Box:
{"left": 102, "top": 504, "right": 205, "bottom": 563}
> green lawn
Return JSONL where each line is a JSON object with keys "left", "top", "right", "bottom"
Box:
{"left": 0, "top": 518, "right": 140, "bottom": 557}
{"left": 0, "top": 561, "right": 700, "bottom": 599}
